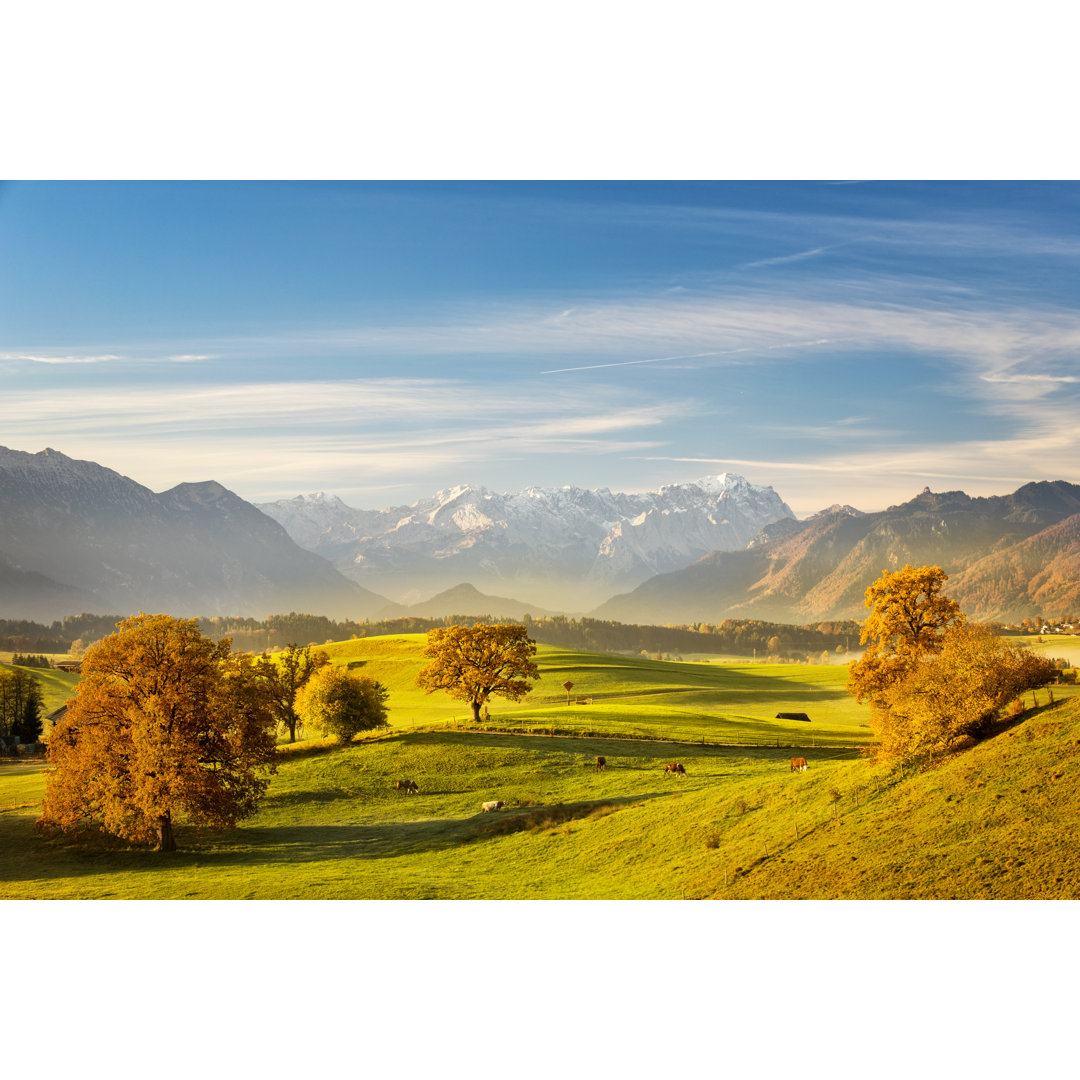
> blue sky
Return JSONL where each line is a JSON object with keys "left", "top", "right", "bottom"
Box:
{"left": 3, "top": 180, "right": 1080, "bottom": 516}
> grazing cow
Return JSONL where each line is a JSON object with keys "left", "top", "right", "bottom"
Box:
{"left": 790, "top": 757, "right": 808, "bottom": 772}
{"left": 395, "top": 779, "right": 419, "bottom": 793}
{"left": 481, "top": 800, "right": 505, "bottom": 812}
{"left": 596, "top": 756, "right": 606, "bottom": 770}
{"left": 664, "top": 762, "right": 686, "bottom": 775}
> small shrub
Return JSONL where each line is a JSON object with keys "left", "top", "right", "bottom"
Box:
{"left": 704, "top": 833, "right": 721, "bottom": 850}
{"left": 735, "top": 799, "right": 749, "bottom": 815}
{"left": 829, "top": 788, "right": 842, "bottom": 802}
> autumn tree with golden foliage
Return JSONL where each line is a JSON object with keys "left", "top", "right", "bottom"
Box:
{"left": 294, "top": 666, "right": 389, "bottom": 744}
{"left": 848, "top": 564, "right": 965, "bottom": 706}
{"left": 872, "top": 623, "right": 1056, "bottom": 760}
{"left": 416, "top": 623, "right": 539, "bottom": 721}
{"left": 38, "top": 613, "right": 277, "bottom": 852}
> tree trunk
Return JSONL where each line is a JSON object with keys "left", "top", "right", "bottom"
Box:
{"left": 470, "top": 700, "right": 482, "bottom": 722}
{"left": 156, "top": 812, "right": 177, "bottom": 852}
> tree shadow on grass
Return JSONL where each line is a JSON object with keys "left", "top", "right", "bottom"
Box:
{"left": 1, "top": 791, "right": 673, "bottom": 885}
{"left": 206, "top": 792, "right": 674, "bottom": 868}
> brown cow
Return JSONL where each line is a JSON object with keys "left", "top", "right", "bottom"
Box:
{"left": 664, "top": 762, "right": 686, "bottom": 775}
{"left": 790, "top": 757, "right": 808, "bottom": 772}
{"left": 596, "top": 756, "right": 606, "bottom": 770}
{"left": 395, "top": 779, "right": 420, "bottom": 793}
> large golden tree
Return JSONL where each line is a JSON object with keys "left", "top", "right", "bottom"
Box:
{"left": 416, "top": 623, "right": 539, "bottom": 721}
{"left": 848, "top": 565, "right": 1056, "bottom": 761}
{"left": 847, "top": 564, "right": 965, "bottom": 706}
{"left": 873, "top": 623, "right": 1056, "bottom": 759}
{"left": 38, "top": 613, "right": 277, "bottom": 851}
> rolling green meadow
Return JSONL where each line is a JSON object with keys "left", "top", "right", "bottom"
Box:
{"left": 2, "top": 635, "right": 1078, "bottom": 900}
{"left": 0, "top": 656, "right": 80, "bottom": 714}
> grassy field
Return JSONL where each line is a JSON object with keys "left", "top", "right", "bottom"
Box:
{"left": 0, "top": 660, "right": 80, "bottom": 714}
{"left": 3, "top": 696, "right": 1078, "bottom": 899}
{"left": 1013, "top": 633, "right": 1080, "bottom": 666}
{"left": 317, "top": 635, "right": 873, "bottom": 746}
{"left": 3, "top": 635, "right": 1076, "bottom": 900}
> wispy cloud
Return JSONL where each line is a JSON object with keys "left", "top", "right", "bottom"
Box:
{"left": 0, "top": 377, "right": 691, "bottom": 500}
{"left": 0, "top": 351, "right": 218, "bottom": 366}
{"left": 1, "top": 353, "right": 123, "bottom": 364}
{"left": 645, "top": 404, "right": 1080, "bottom": 514}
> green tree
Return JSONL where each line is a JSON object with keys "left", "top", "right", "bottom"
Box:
{"left": 416, "top": 623, "right": 539, "bottom": 721}
{"left": 0, "top": 668, "right": 43, "bottom": 743}
{"left": 294, "top": 666, "right": 389, "bottom": 744}
{"left": 848, "top": 565, "right": 964, "bottom": 705}
{"left": 38, "top": 613, "right": 277, "bottom": 851}
{"left": 257, "top": 642, "right": 330, "bottom": 743}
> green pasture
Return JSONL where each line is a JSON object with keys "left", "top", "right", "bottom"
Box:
{"left": 4, "top": 695, "right": 1078, "bottom": 899}
{"left": 4, "top": 633, "right": 1075, "bottom": 899}
{"left": 1013, "top": 634, "right": 1080, "bottom": 666}
{"left": 0, "top": 660, "right": 80, "bottom": 714}
{"left": 0, "top": 730, "right": 862, "bottom": 899}
{"left": 312, "top": 635, "right": 873, "bottom": 747}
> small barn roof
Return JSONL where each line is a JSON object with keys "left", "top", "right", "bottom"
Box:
{"left": 776, "top": 712, "right": 811, "bottom": 722}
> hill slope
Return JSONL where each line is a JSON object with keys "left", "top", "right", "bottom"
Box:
{"left": 703, "top": 696, "right": 1080, "bottom": 899}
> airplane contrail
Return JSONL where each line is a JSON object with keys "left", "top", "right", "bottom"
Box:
{"left": 540, "top": 350, "right": 733, "bottom": 375}
{"left": 540, "top": 339, "right": 832, "bottom": 375}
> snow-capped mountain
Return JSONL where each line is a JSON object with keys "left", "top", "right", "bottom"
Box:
{"left": 257, "top": 474, "right": 795, "bottom": 609}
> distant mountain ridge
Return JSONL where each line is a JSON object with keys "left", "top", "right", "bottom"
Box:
{"left": 594, "top": 481, "right": 1080, "bottom": 625}
{"left": 257, "top": 473, "right": 796, "bottom": 609}
{"left": 0, "top": 447, "right": 389, "bottom": 620}
{"left": 377, "top": 582, "right": 560, "bottom": 620}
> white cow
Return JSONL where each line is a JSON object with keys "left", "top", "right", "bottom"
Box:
{"left": 481, "top": 800, "right": 505, "bottom": 812}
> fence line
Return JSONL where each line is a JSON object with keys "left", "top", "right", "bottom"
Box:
{"left": 424, "top": 719, "right": 866, "bottom": 752}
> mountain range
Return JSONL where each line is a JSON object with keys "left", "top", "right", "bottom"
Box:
{"left": 594, "top": 482, "right": 1080, "bottom": 625}
{"left": 0, "top": 447, "right": 389, "bottom": 621}
{"left": 256, "top": 474, "right": 796, "bottom": 610}
{"left": 2, "top": 445, "right": 1078, "bottom": 627}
